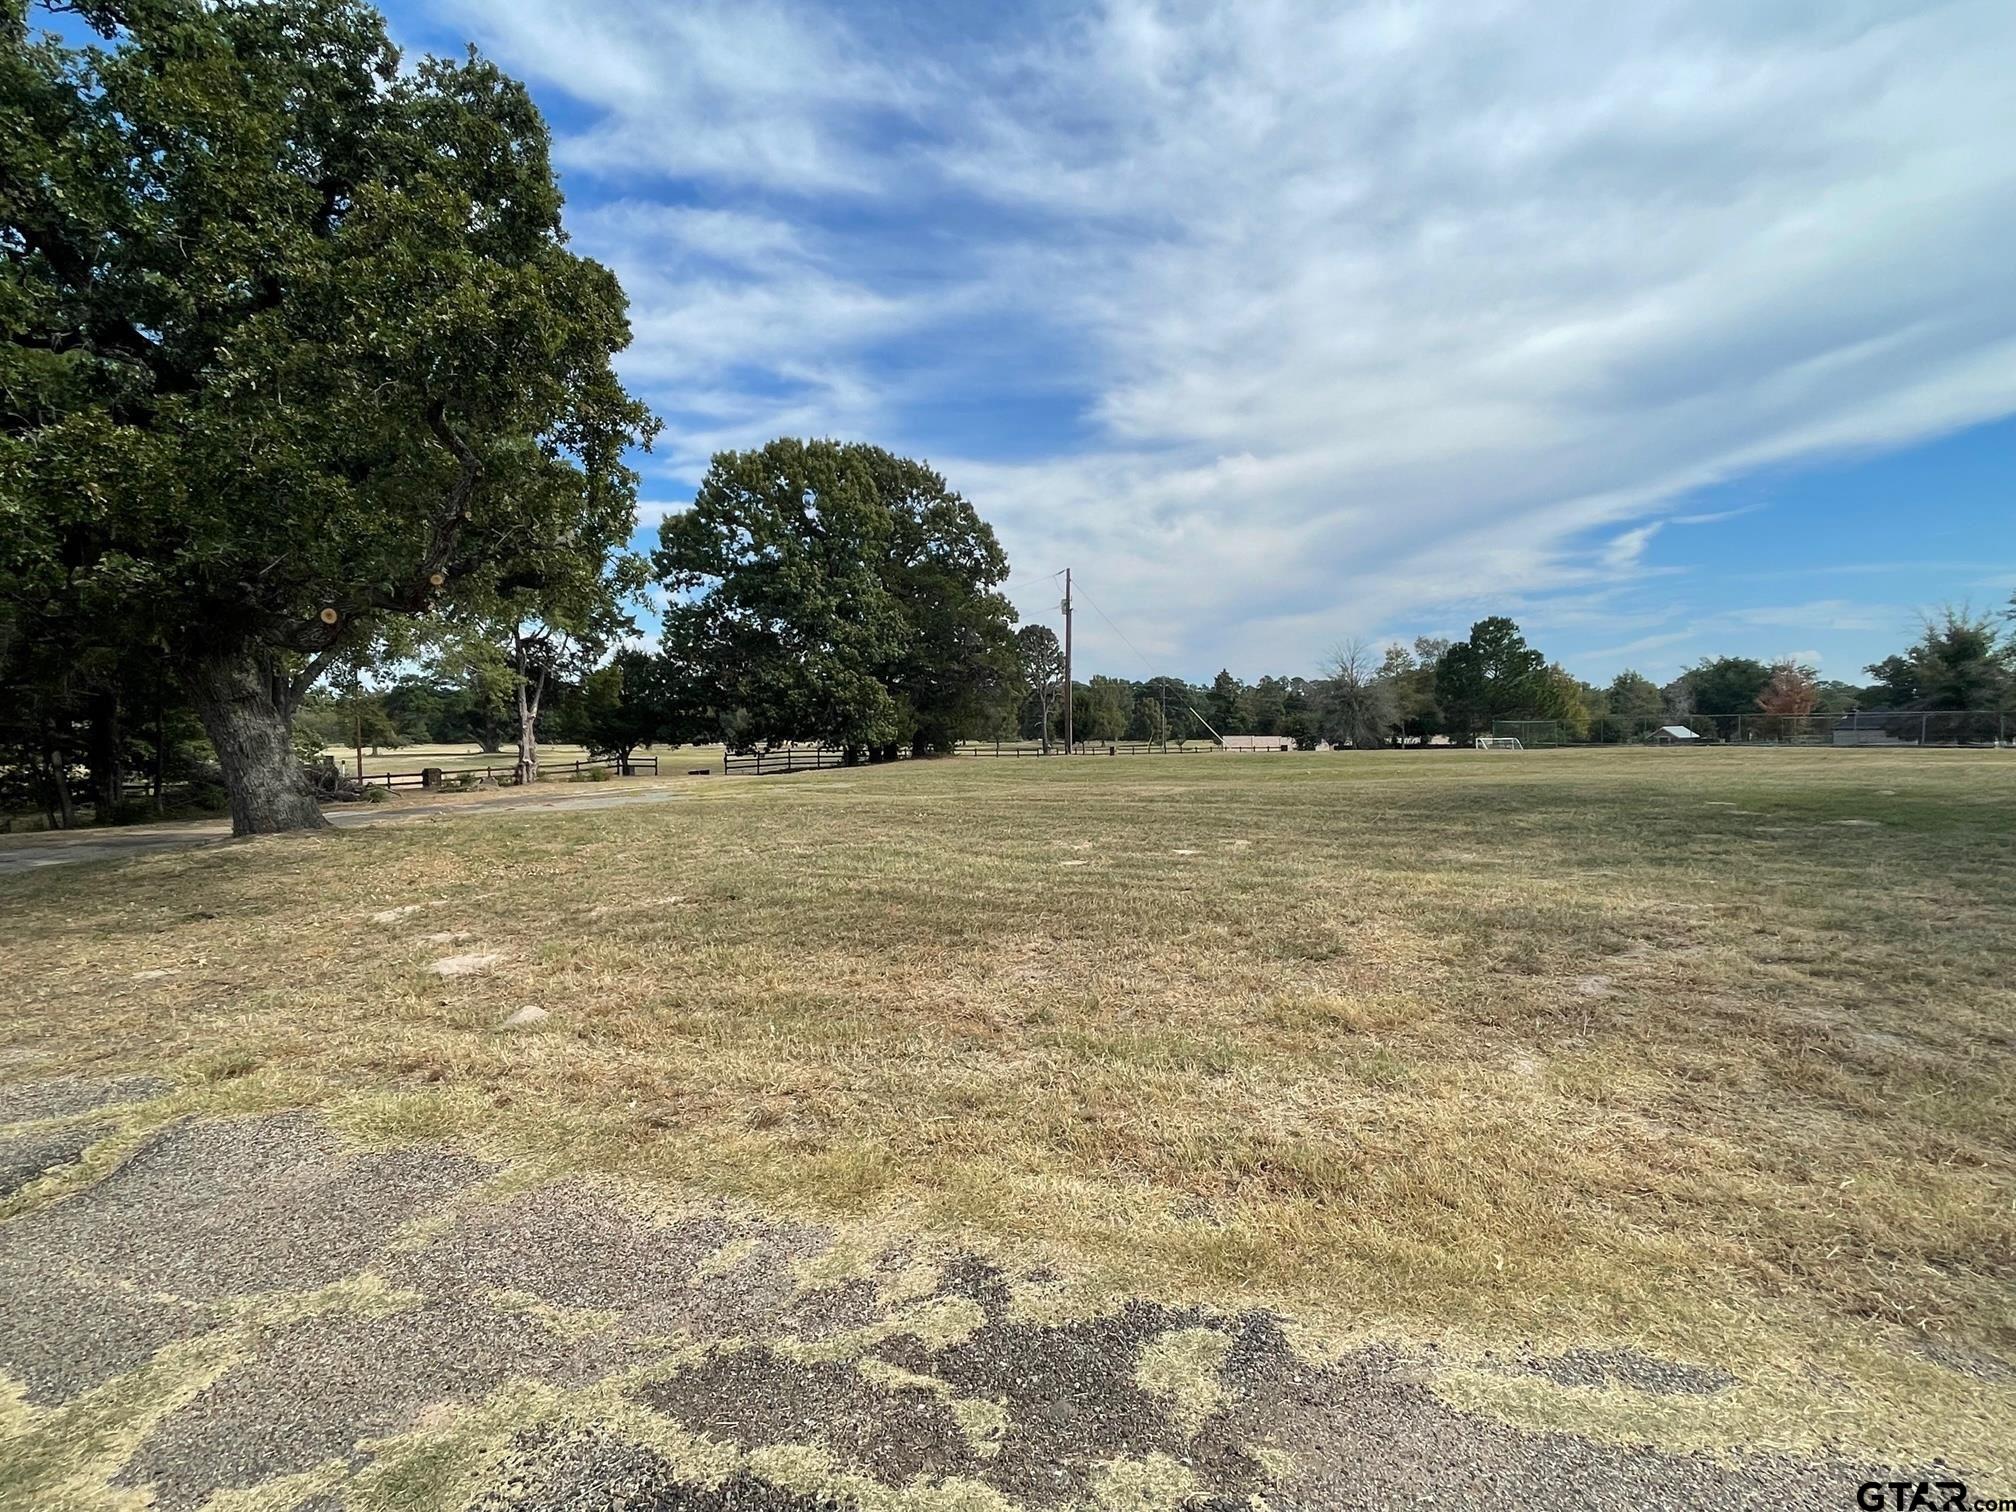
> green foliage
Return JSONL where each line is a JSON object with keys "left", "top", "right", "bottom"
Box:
{"left": 1207, "top": 670, "right": 1244, "bottom": 735}
{"left": 1677, "top": 657, "right": 1772, "bottom": 717}
{"left": 654, "top": 439, "right": 1016, "bottom": 756}
{"left": 1898, "top": 611, "right": 2008, "bottom": 712}
{"left": 1605, "top": 670, "right": 1664, "bottom": 724}
{"left": 1860, "top": 654, "right": 1920, "bottom": 706}
{"left": 1083, "top": 676, "right": 1133, "bottom": 742}
{"left": 1528, "top": 664, "right": 1592, "bottom": 740}
{"left": 298, "top": 689, "right": 405, "bottom": 753}
{"left": 556, "top": 648, "right": 695, "bottom": 758}
{"left": 1377, "top": 639, "right": 1445, "bottom": 745}
{"left": 1433, "top": 617, "right": 1548, "bottom": 738}
{"left": 430, "top": 636, "right": 519, "bottom": 752}
{"left": 1, "top": 0, "right": 656, "bottom": 829}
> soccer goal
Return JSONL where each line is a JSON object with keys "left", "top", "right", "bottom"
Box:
{"left": 1475, "top": 736, "right": 1524, "bottom": 751}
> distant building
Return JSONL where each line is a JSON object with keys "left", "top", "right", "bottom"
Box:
{"left": 1218, "top": 734, "right": 1295, "bottom": 752}
{"left": 1646, "top": 725, "right": 1702, "bottom": 744}
{"left": 1832, "top": 710, "right": 1913, "bottom": 746}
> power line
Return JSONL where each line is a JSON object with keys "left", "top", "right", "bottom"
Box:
{"left": 1068, "top": 576, "right": 1225, "bottom": 744}
{"left": 1071, "top": 580, "right": 1159, "bottom": 681}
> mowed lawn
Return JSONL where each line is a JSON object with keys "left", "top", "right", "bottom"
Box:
{"left": 2, "top": 749, "right": 2012, "bottom": 1470}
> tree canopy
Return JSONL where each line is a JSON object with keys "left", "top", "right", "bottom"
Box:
{"left": 1, "top": 0, "right": 654, "bottom": 831}
{"left": 1433, "top": 617, "right": 1547, "bottom": 738}
{"left": 653, "top": 439, "right": 1017, "bottom": 758}
{"left": 1678, "top": 657, "right": 1773, "bottom": 717}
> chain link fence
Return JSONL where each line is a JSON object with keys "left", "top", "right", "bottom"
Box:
{"left": 1494, "top": 711, "right": 2012, "bottom": 748}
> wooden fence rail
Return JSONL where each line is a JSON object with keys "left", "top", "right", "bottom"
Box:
{"left": 356, "top": 754, "right": 659, "bottom": 791}
{"left": 956, "top": 741, "right": 1218, "bottom": 757}
{"left": 722, "top": 748, "right": 847, "bottom": 777}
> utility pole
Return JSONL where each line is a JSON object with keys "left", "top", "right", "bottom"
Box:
{"left": 1061, "top": 568, "right": 1073, "bottom": 755}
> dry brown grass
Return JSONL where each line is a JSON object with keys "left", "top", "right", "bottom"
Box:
{"left": 2, "top": 747, "right": 2012, "bottom": 1468}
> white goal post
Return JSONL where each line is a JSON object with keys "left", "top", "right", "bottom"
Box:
{"left": 1474, "top": 736, "right": 1524, "bottom": 751}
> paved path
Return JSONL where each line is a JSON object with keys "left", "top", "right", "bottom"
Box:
{"left": 0, "top": 1082, "right": 1909, "bottom": 1512}
{"left": 0, "top": 784, "right": 692, "bottom": 879}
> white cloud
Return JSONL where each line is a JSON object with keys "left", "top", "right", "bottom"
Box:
{"left": 935, "top": 0, "right": 2016, "bottom": 672}
{"left": 437, "top": 0, "right": 919, "bottom": 191}
{"left": 421, "top": 0, "right": 2016, "bottom": 676}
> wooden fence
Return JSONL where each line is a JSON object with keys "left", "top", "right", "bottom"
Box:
{"left": 356, "top": 754, "right": 659, "bottom": 791}
{"left": 956, "top": 740, "right": 1218, "bottom": 758}
{"left": 721, "top": 739, "right": 1233, "bottom": 776}
{"left": 721, "top": 747, "right": 848, "bottom": 776}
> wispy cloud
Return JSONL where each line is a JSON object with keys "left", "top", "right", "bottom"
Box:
{"left": 419, "top": 0, "right": 2016, "bottom": 677}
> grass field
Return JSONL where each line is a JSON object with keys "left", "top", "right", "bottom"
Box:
{"left": 2, "top": 748, "right": 2012, "bottom": 1473}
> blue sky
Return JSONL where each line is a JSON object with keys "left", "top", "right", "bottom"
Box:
{"left": 373, "top": 0, "right": 2015, "bottom": 686}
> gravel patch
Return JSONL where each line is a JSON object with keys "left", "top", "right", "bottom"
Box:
{"left": 0, "top": 1121, "right": 100, "bottom": 1197}
{"left": 0, "top": 1254, "right": 220, "bottom": 1404}
{"left": 0, "top": 1073, "right": 171, "bottom": 1125}
{"left": 474, "top": 1427, "right": 828, "bottom": 1512}
{"left": 1515, "top": 1345, "right": 1737, "bottom": 1396}
{"left": 118, "top": 1298, "right": 644, "bottom": 1512}
{"left": 0, "top": 1112, "right": 1936, "bottom": 1511}
{"left": 0, "top": 1112, "right": 489, "bottom": 1298}
{"left": 641, "top": 1346, "right": 977, "bottom": 1486}
{"left": 380, "top": 1180, "right": 727, "bottom": 1310}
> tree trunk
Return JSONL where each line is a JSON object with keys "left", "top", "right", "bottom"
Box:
{"left": 515, "top": 708, "right": 538, "bottom": 784}
{"left": 86, "top": 687, "right": 123, "bottom": 815}
{"left": 37, "top": 729, "right": 75, "bottom": 831}
{"left": 152, "top": 665, "right": 167, "bottom": 813}
{"left": 514, "top": 676, "right": 540, "bottom": 782}
{"left": 513, "top": 631, "right": 544, "bottom": 785}
{"left": 185, "top": 650, "right": 327, "bottom": 835}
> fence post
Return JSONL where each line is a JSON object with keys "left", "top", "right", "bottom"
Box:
{"left": 1921, "top": 712, "right": 1929, "bottom": 747}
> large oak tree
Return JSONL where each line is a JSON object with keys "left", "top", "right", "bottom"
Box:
{"left": 1, "top": 0, "right": 654, "bottom": 832}
{"left": 654, "top": 439, "right": 1017, "bottom": 760}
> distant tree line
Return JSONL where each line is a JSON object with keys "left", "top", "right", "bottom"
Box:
{"left": 1006, "top": 605, "right": 2016, "bottom": 752}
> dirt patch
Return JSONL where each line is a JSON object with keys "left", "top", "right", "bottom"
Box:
{"left": 368, "top": 901, "right": 442, "bottom": 924}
